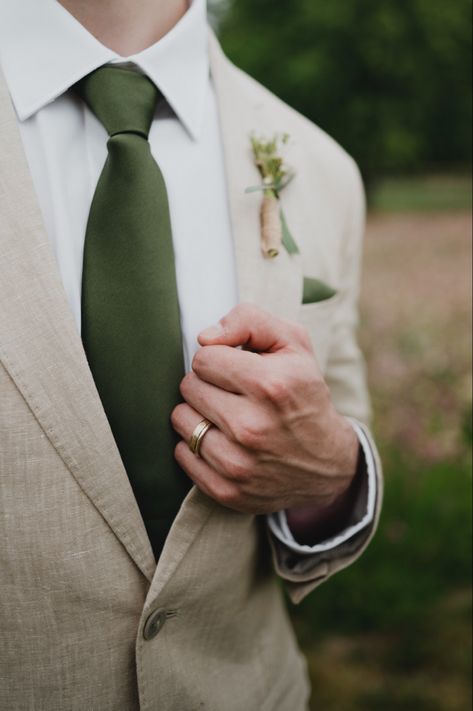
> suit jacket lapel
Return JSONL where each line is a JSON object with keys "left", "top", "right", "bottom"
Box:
{"left": 0, "top": 69, "right": 156, "bottom": 582}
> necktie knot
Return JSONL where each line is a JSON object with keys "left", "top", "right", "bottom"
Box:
{"left": 75, "top": 66, "right": 160, "bottom": 139}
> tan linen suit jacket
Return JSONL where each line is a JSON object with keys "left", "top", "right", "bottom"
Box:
{"left": 0, "top": 33, "right": 383, "bottom": 711}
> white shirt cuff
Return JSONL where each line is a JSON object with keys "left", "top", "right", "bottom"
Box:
{"left": 267, "top": 418, "right": 377, "bottom": 554}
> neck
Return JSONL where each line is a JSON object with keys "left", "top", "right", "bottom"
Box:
{"left": 58, "top": 0, "right": 190, "bottom": 55}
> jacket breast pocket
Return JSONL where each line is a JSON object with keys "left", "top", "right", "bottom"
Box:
{"left": 298, "top": 291, "right": 342, "bottom": 374}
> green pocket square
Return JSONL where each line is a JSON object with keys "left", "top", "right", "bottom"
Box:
{"left": 303, "top": 277, "right": 338, "bottom": 305}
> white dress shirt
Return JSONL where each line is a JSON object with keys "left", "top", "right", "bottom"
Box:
{"left": 0, "top": 0, "right": 376, "bottom": 556}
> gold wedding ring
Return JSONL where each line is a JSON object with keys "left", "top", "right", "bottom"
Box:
{"left": 189, "top": 418, "right": 213, "bottom": 457}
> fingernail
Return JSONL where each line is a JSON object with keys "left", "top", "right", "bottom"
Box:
{"left": 199, "top": 323, "right": 224, "bottom": 340}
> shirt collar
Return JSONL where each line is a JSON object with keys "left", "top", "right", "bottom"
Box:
{"left": 0, "top": 0, "right": 209, "bottom": 139}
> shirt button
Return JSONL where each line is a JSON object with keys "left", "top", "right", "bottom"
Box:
{"left": 143, "top": 608, "right": 167, "bottom": 641}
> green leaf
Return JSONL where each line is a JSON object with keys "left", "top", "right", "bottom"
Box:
{"left": 280, "top": 208, "right": 300, "bottom": 255}
{"left": 303, "top": 277, "right": 338, "bottom": 304}
{"left": 245, "top": 185, "right": 267, "bottom": 194}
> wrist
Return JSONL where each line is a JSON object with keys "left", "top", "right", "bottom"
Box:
{"left": 322, "top": 412, "right": 360, "bottom": 485}
{"left": 286, "top": 417, "right": 362, "bottom": 544}
{"left": 286, "top": 444, "right": 363, "bottom": 544}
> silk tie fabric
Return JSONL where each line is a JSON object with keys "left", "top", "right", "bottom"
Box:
{"left": 75, "top": 66, "right": 191, "bottom": 559}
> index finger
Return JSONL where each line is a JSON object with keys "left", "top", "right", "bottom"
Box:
{"left": 199, "top": 303, "right": 310, "bottom": 353}
{"left": 192, "top": 345, "right": 268, "bottom": 395}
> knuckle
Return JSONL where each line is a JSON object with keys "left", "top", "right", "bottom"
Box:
{"left": 170, "top": 403, "right": 186, "bottom": 426}
{"left": 261, "top": 373, "right": 290, "bottom": 405}
{"left": 180, "top": 371, "right": 195, "bottom": 395}
{"left": 231, "top": 417, "right": 265, "bottom": 450}
{"left": 191, "top": 351, "right": 203, "bottom": 372}
{"left": 174, "top": 441, "right": 187, "bottom": 461}
{"left": 192, "top": 347, "right": 208, "bottom": 372}
{"left": 248, "top": 375, "right": 268, "bottom": 400}
{"left": 214, "top": 483, "right": 240, "bottom": 507}
{"left": 232, "top": 302, "right": 258, "bottom": 323}
{"left": 224, "top": 455, "right": 251, "bottom": 482}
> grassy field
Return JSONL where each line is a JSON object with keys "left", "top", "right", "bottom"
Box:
{"left": 371, "top": 174, "right": 472, "bottom": 213}
{"left": 291, "top": 176, "right": 472, "bottom": 711}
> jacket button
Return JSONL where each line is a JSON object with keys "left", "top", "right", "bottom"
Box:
{"left": 143, "top": 608, "right": 167, "bottom": 641}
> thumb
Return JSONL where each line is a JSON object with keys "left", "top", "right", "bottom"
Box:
{"left": 198, "top": 303, "right": 306, "bottom": 353}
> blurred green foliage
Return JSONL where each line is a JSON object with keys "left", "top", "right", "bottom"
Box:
{"left": 213, "top": 0, "right": 472, "bottom": 186}
{"left": 293, "top": 449, "right": 472, "bottom": 640}
{"left": 291, "top": 446, "right": 472, "bottom": 710}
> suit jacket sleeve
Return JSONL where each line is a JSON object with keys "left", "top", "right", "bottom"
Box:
{"left": 269, "top": 160, "right": 384, "bottom": 605}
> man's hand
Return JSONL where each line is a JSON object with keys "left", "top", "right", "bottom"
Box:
{"left": 171, "top": 304, "right": 360, "bottom": 538}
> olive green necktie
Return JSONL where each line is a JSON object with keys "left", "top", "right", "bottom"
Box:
{"left": 75, "top": 66, "right": 191, "bottom": 559}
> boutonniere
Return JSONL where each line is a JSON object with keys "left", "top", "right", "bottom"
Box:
{"left": 246, "top": 133, "right": 338, "bottom": 305}
{"left": 246, "top": 133, "right": 299, "bottom": 259}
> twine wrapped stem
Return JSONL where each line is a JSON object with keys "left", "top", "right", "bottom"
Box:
{"left": 261, "top": 190, "right": 282, "bottom": 258}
